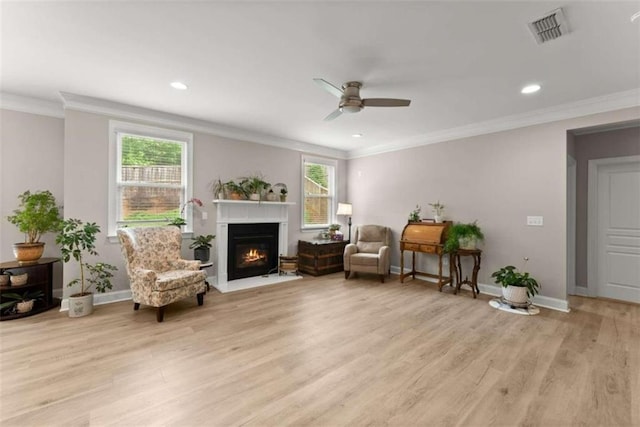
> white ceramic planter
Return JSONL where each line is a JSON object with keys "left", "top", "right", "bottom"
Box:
{"left": 68, "top": 293, "right": 94, "bottom": 317}
{"left": 458, "top": 237, "right": 477, "bottom": 250}
{"left": 502, "top": 285, "right": 529, "bottom": 305}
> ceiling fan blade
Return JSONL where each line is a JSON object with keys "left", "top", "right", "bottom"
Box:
{"left": 314, "top": 78, "right": 343, "bottom": 98}
{"left": 323, "top": 109, "right": 343, "bottom": 121}
{"left": 363, "top": 98, "right": 411, "bottom": 107}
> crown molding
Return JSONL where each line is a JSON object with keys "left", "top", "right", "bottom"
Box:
{"left": 0, "top": 92, "right": 64, "bottom": 118}
{"left": 59, "top": 92, "right": 348, "bottom": 160}
{"left": 347, "top": 88, "right": 640, "bottom": 159}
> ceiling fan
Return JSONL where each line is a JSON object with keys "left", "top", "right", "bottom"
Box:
{"left": 313, "top": 78, "right": 411, "bottom": 121}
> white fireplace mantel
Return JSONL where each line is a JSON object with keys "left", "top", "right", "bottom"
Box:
{"left": 212, "top": 200, "right": 300, "bottom": 293}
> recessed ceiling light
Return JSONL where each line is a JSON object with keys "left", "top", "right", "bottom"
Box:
{"left": 521, "top": 84, "right": 541, "bottom": 94}
{"left": 170, "top": 81, "right": 188, "bottom": 90}
{"left": 352, "top": 133, "right": 363, "bottom": 138}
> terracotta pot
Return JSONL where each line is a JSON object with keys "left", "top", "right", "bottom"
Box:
{"left": 12, "top": 242, "right": 45, "bottom": 264}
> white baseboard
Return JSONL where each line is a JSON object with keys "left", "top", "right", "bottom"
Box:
{"left": 390, "top": 265, "right": 570, "bottom": 313}
{"left": 60, "top": 290, "right": 132, "bottom": 312}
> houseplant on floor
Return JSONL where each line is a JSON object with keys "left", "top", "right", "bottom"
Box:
{"left": 444, "top": 221, "right": 485, "bottom": 252}
{"left": 7, "top": 190, "right": 62, "bottom": 263}
{"left": 56, "top": 218, "right": 117, "bottom": 317}
{"left": 190, "top": 234, "right": 215, "bottom": 262}
{"left": 491, "top": 258, "right": 540, "bottom": 306}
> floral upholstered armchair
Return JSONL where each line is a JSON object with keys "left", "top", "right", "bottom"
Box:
{"left": 344, "top": 224, "right": 391, "bottom": 283}
{"left": 117, "top": 226, "right": 206, "bottom": 322}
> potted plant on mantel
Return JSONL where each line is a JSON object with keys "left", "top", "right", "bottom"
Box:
{"left": 56, "top": 218, "right": 117, "bottom": 318}
{"left": 190, "top": 234, "right": 215, "bottom": 263}
{"left": 444, "top": 221, "right": 485, "bottom": 252}
{"left": 240, "top": 175, "right": 270, "bottom": 201}
{"left": 491, "top": 258, "right": 540, "bottom": 306}
{"left": 7, "top": 190, "right": 62, "bottom": 264}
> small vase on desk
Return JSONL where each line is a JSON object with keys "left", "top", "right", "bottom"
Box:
{"left": 434, "top": 214, "right": 443, "bottom": 223}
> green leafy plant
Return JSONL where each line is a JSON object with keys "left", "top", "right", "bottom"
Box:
{"left": 328, "top": 224, "right": 341, "bottom": 231}
{"left": 491, "top": 260, "right": 540, "bottom": 298}
{"left": 189, "top": 234, "right": 215, "bottom": 250}
{"left": 212, "top": 178, "right": 225, "bottom": 198}
{"left": 224, "top": 180, "right": 247, "bottom": 199}
{"left": 240, "top": 175, "right": 270, "bottom": 196}
{"left": 7, "top": 190, "right": 62, "bottom": 243}
{"left": 444, "top": 221, "right": 485, "bottom": 252}
{"left": 55, "top": 218, "right": 117, "bottom": 296}
{"left": 0, "top": 290, "right": 44, "bottom": 313}
{"left": 408, "top": 205, "right": 421, "bottom": 222}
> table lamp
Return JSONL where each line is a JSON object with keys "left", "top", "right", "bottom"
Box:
{"left": 336, "top": 203, "right": 353, "bottom": 242}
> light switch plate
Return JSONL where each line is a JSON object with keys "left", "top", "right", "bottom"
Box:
{"left": 527, "top": 216, "right": 543, "bottom": 226}
{"left": 202, "top": 212, "right": 208, "bottom": 220}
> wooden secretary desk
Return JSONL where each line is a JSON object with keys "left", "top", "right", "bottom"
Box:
{"left": 400, "top": 221, "right": 452, "bottom": 290}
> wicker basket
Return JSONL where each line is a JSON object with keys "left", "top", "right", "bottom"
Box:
{"left": 10, "top": 273, "right": 28, "bottom": 286}
{"left": 0, "top": 274, "right": 9, "bottom": 286}
{"left": 16, "top": 299, "right": 35, "bottom": 313}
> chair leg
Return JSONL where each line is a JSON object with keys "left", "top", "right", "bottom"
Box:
{"left": 197, "top": 292, "right": 205, "bottom": 306}
{"left": 156, "top": 306, "right": 165, "bottom": 322}
{"left": 345, "top": 270, "right": 350, "bottom": 279}
{"left": 133, "top": 302, "right": 140, "bottom": 311}
{"left": 379, "top": 274, "right": 385, "bottom": 283}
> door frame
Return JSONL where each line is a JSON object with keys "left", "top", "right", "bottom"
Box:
{"left": 567, "top": 155, "right": 576, "bottom": 296}
{"left": 587, "top": 155, "right": 640, "bottom": 297}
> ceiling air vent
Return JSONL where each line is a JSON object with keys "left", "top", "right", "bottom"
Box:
{"left": 528, "top": 8, "right": 569, "bottom": 44}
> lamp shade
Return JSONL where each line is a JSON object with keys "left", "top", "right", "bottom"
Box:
{"left": 336, "top": 203, "right": 353, "bottom": 216}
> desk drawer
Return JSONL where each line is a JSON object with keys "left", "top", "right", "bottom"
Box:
{"left": 402, "top": 242, "right": 438, "bottom": 253}
{"left": 419, "top": 244, "right": 437, "bottom": 254}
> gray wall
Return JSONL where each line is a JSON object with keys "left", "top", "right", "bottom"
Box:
{"left": 573, "top": 126, "right": 640, "bottom": 289}
{"left": 2, "top": 104, "right": 640, "bottom": 304}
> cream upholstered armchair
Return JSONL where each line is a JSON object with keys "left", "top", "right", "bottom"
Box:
{"left": 344, "top": 225, "right": 391, "bottom": 283}
{"left": 117, "top": 226, "right": 207, "bottom": 322}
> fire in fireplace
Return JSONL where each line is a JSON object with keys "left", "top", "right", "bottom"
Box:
{"left": 228, "top": 223, "right": 278, "bottom": 280}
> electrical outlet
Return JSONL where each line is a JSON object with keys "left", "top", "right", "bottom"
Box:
{"left": 527, "top": 216, "right": 543, "bottom": 226}
{"left": 202, "top": 212, "right": 208, "bottom": 220}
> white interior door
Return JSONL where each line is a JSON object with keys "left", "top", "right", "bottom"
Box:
{"left": 593, "top": 158, "right": 640, "bottom": 303}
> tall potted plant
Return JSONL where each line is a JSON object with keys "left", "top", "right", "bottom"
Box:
{"left": 56, "top": 218, "right": 117, "bottom": 317}
{"left": 7, "top": 190, "right": 61, "bottom": 263}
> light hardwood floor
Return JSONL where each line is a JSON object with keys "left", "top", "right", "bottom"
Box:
{"left": 1, "top": 273, "right": 638, "bottom": 426}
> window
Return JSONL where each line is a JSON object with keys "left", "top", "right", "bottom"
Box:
{"left": 109, "top": 121, "right": 193, "bottom": 236}
{"left": 301, "top": 155, "right": 337, "bottom": 229}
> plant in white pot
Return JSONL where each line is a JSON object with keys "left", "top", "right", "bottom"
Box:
{"left": 56, "top": 218, "right": 117, "bottom": 317}
{"left": 444, "top": 221, "right": 485, "bottom": 252}
{"left": 7, "top": 190, "right": 62, "bottom": 264}
{"left": 491, "top": 258, "right": 540, "bottom": 307}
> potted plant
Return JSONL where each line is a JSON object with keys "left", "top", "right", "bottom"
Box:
{"left": 428, "top": 200, "right": 445, "bottom": 222}
{"left": 56, "top": 218, "right": 117, "bottom": 318}
{"left": 224, "top": 180, "right": 247, "bottom": 200}
{"left": 189, "top": 234, "right": 215, "bottom": 262}
{"left": 0, "top": 289, "right": 44, "bottom": 315}
{"left": 7, "top": 190, "right": 62, "bottom": 263}
{"left": 168, "top": 197, "right": 203, "bottom": 227}
{"left": 279, "top": 187, "right": 288, "bottom": 202}
{"left": 240, "top": 175, "right": 270, "bottom": 201}
{"left": 408, "top": 205, "right": 421, "bottom": 222}
{"left": 491, "top": 258, "right": 540, "bottom": 306}
{"left": 444, "top": 221, "right": 484, "bottom": 252}
{"left": 212, "top": 178, "right": 225, "bottom": 200}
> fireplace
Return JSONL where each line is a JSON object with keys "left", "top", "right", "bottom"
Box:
{"left": 228, "top": 223, "right": 279, "bottom": 280}
{"left": 213, "top": 200, "right": 299, "bottom": 293}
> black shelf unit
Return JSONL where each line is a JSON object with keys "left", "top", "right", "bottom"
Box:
{"left": 0, "top": 257, "right": 60, "bottom": 320}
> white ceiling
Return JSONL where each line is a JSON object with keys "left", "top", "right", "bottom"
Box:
{"left": 2, "top": 1, "right": 639, "bottom": 158}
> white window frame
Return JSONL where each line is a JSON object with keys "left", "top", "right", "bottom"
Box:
{"left": 301, "top": 154, "right": 338, "bottom": 230}
{"left": 108, "top": 120, "right": 194, "bottom": 238}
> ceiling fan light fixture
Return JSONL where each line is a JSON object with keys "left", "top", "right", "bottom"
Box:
{"left": 351, "top": 133, "right": 363, "bottom": 138}
{"left": 340, "top": 105, "right": 361, "bottom": 114}
{"left": 521, "top": 84, "right": 541, "bottom": 94}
